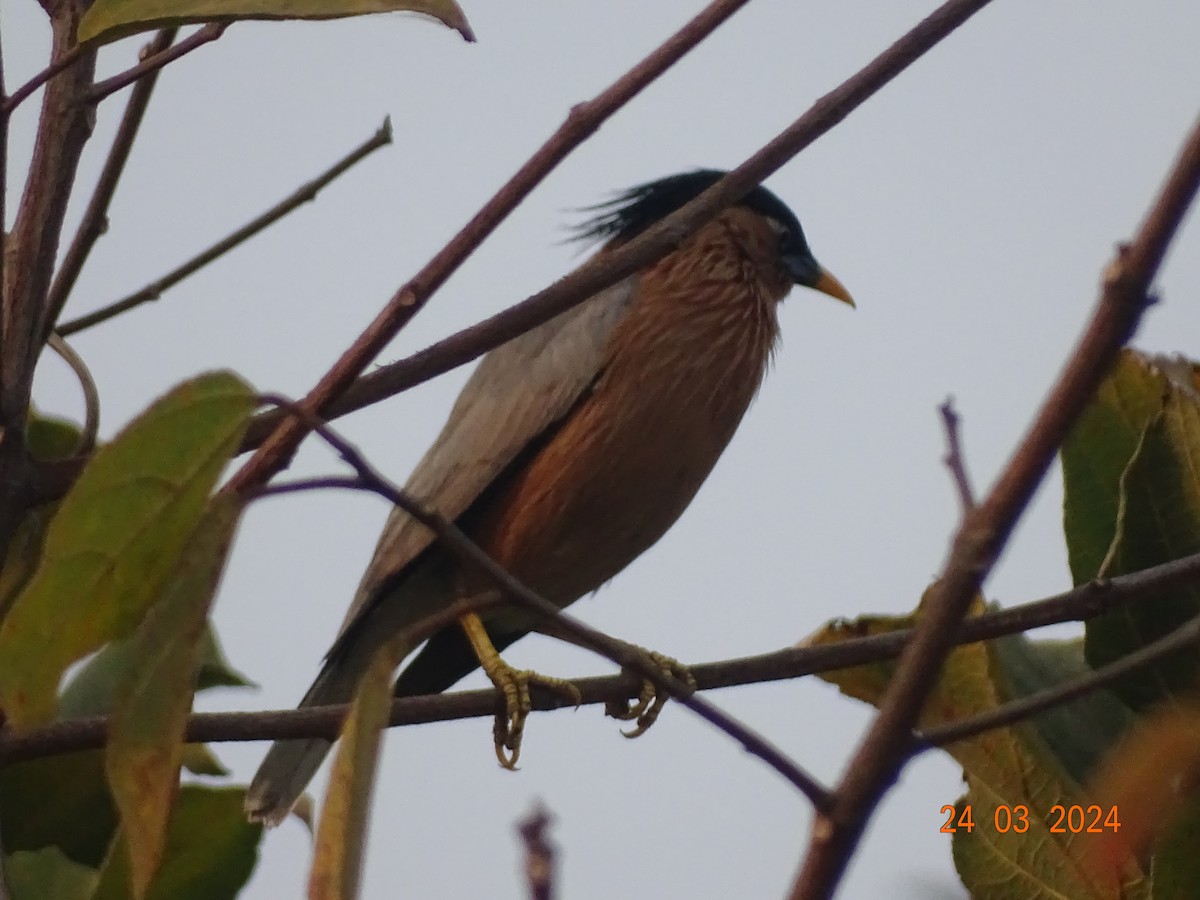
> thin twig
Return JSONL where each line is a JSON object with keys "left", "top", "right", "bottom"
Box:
{"left": 788, "top": 109, "right": 1200, "bottom": 900}
{"left": 57, "top": 118, "right": 393, "bottom": 336}
{"left": 7, "top": 552, "right": 1200, "bottom": 765}
{"left": 255, "top": 394, "right": 833, "bottom": 810}
{"left": 939, "top": 397, "right": 975, "bottom": 511}
{"left": 517, "top": 804, "right": 556, "bottom": 900}
{"left": 87, "top": 22, "right": 227, "bottom": 105}
{"left": 227, "top": 0, "right": 757, "bottom": 492}
{"left": 919, "top": 611, "right": 1200, "bottom": 749}
{"left": 44, "top": 29, "right": 177, "bottom": 333}
{"left": 46, "top": 334, "right": 98, "bottom": 454}
{"left": 1, "top": 43, "right": 86, "bottom": 114}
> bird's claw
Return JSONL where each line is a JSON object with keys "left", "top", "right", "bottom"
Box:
{"left": 487, "top": 663, "right": 582, "bottom": 770}
{"left": 604, "top": 651, "right": 695, "bottom": 739}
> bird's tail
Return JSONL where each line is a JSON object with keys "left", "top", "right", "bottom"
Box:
{"left": 243, "top": 655, "right": 362, "bottom": 827}
{"left": 244, "top": 559, "right": 458, "bottom": 826}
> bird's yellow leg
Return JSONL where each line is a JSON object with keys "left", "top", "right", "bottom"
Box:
{"left": 604, "top": 649, "right": 697, "bottom": 738}
{"left": 459, "top": 612, "right": 582, "bottom": 769}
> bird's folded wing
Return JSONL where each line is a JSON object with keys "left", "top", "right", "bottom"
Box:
{"left": 335, "top": 276, "right": 637, "bottom": 639}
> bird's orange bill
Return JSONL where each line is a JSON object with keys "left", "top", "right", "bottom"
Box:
{"left": 814, "top": 268, "right": 855, "bottom": 308}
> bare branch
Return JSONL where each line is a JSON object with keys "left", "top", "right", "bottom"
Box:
{"left": 227, "top": 0, "right": 758, "bottom": 492}
{"left": 57, "top": 117, "right": 393, "bottom": 336}
{"left": 939, "top": 397, "right": 975, "bottom": 511}
{"left": 86, "top": 22, "right": 227, "bottom": 105}
{"left": 1, "top": 43, "right": 86, "bottom": 114}
{"left": 0, "top": 10, "right": 97, "bottom": 561}
{"left": 788, "top": 108, "right": 1200, "bottom": 900}
{"left": 44, "top": 28, "right": 178, "bottom": 332}
{"left": 5, "top": 550, "right": 1200, "bottom": 766}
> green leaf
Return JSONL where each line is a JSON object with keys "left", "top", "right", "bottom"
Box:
{"left": 105, "top": 495, "right": 245, "bottom": 899}
{"left": 0, "top": 505, "right": 55, "bottom": 623}
{"left": 195, "top": 627, "right": 255, "bottom": 691}
{"left": 92, "top": 787, "right": 262, "bottom": 900}
{"left": 26, "top": 412, "right": 84, "bottom": 461}
{"left": 59, "top": 623, "right": 252, "bottom": 720}
{"left": 78, "top": 0, "right": 475, "bottom": 46}
{"left": 5, "top": 847, "right": 98, "bottom": 900}
{"left": 0, "top": 371, "right": 253, "bottom": 726}
{"left": 1063, "top": 351, "right": 1200, "bottom": 710}
{"left": 0, "top": 752, "right": 117, "bottom": 867}
{"left": 1062, "top": 350, "right": 1166, "bottom": 586}
{"left": 808, "top": 604, "right": 1146, "bottom": 900}
{"left": 180, "top": 743, "right": 229, "bottom": 777}
{"left": 991, "top": 635, "right": 1133, "bottom": 783}
{"left": 1153, "top": 797, "right": 1200, "bottom": 900}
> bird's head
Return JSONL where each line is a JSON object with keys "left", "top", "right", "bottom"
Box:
{"left": 575, "top": 169, "right": 854, "bottom": 308}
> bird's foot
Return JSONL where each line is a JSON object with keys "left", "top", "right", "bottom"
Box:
{"left": 605, "top": 650, "right": 696, "bottom": 739}
{"left": 459, "top": 611, "right": 582, "bottom": 770}
{"left": 487, "top": 663, "right": 582, "bottom": 770}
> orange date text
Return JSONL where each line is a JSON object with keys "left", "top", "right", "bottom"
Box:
{"left": 939, "top": 804, "right": 1120, "bottom": 834}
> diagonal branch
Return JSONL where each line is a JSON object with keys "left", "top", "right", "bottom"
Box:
{"left": 44, "top": 28, "right": 178, "bottom": 333}
{"left": 87, "top": 22, "right": 227, "bottom": 105}
{"left": 56, "top": 118, "right": 393, "bottom": 336}
{"left": 788, "top": 109, "right": 1200, "bottom": 900}
{"left": 229, "top": 0, "right": 1001, "bottom": 487}
{"left": 1, "top": 43, "right": 87, "bottom": 114}
{"left": 226, "top": 0, "right": 759, "bottom": 492}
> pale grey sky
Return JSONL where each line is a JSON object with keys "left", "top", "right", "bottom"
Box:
{"left": 6, "top": 2, "right": 1200, "bottom": 897}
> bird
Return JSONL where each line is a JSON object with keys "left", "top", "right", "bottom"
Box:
{"left": 245, "top": 168, "right": 854, "bottom": 825}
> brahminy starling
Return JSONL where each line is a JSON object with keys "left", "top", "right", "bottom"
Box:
{"left": 246, "top": 169, "right": 854, "bottom": 825}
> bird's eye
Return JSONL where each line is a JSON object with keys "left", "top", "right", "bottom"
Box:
{"left": 765, "top": 216, "right": 791, "bottom": 248}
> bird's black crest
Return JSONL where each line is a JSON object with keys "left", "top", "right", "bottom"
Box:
{"left": 573, "top": 169, "right": 806, "bottom": 248}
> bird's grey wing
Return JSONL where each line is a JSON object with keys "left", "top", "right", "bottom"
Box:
{"left": 335, "top": 276, "right": 637, "bottom": 638}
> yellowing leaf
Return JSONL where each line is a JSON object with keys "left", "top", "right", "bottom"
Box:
{"left": 0, "top": 371, "right": 253, "bottom": 726}
{"left": 809, "top": 602, "right": 1146, "bottom": 900}
{"left": 105, "top": 495, "right": 245, "bottom": 899}
{"left": 58, "top": 622, "right": 253, "bottom": 721}
{"left": 78, "top": 0, "right": 475, "bottom": 46}
{"left": 308, "top": 640, "right": 399, "bottom": 900}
